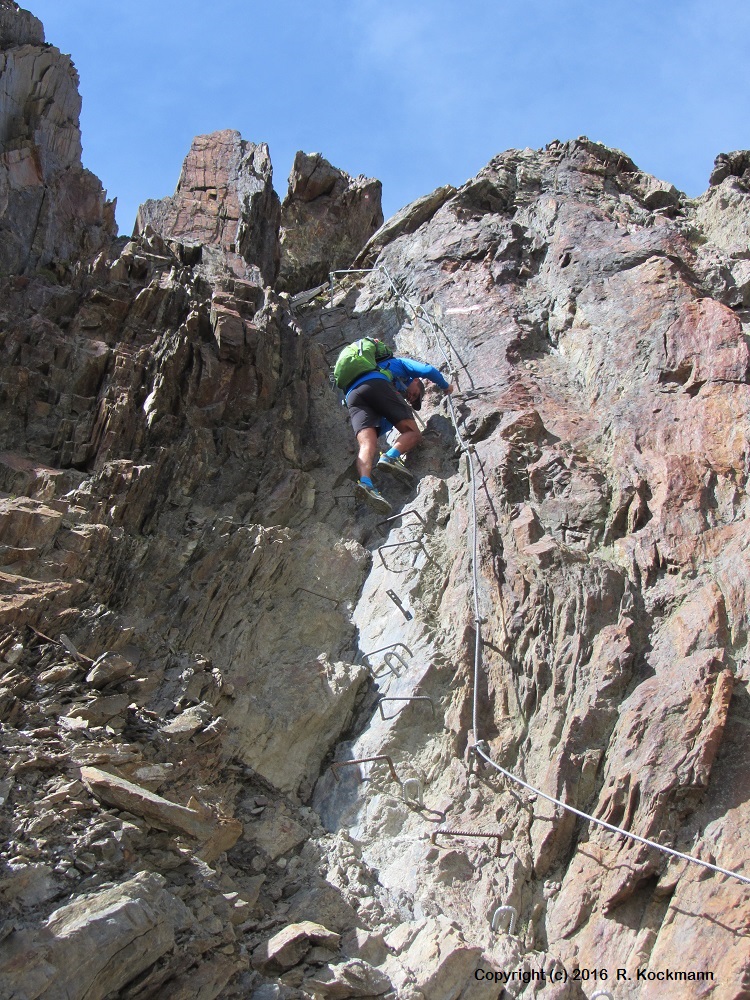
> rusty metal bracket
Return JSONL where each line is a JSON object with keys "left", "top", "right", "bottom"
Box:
{"left": 491, "top": 905, "right": 517, "bottom": 934}
{"left": 330, "top": 268, "right": 375, "bottom": 279}
{"left": 292, "top": 587, "right": 341, "bottom": 608}
{"left": 378, "top": 696, "right": 435, "bottom": 720}
{"left": 376, "top": 509, "right": 427, "bottom": 530}
{"left": 385, "top": 590, "right": 413, "bottom": 620}
{"left": 378, "top": 537, "right": 430, "bottom": 571}
{"left": 27, "top": 626, "right": 94, "bottom": 665}
{"left": 431, "top": 828, "right": 503, "bottom": 857}
{"left": 331, "top": 755, "right": 400, "bottom": 786}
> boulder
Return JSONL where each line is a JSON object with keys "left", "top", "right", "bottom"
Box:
{"left": 85, "top": 651, "right": 134, "bottom": 688}
{"left": 303, "top": 959, "right": 392, "bottom": 998}
{"left": 0, "top": 872, "right": 191, "bottom": 1000}
{"left": 80, "top": 766, "right": 242, "bottom": 856}
{"left": 277, "top": 151, "right": 383, "bottom": 294}
{"left": 708, "top": 149, "right": 750, "bottom": 187}
{"left": 384, "top": 917, "right": 484, "bottom": 1000}
{"left": 252, "top": 920, "right": 341, "bottom": 974}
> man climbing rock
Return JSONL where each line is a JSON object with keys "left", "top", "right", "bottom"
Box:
{"left": 344, "top": 353, "right": 454, "bottom": 513}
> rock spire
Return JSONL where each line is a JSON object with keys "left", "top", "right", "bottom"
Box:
{"left": 0, "top": 0, "right": 115, "bottom": 275}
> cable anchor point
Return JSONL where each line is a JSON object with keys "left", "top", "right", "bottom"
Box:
{"left": 491, "top": 905, "right": 517, "bottom": 935}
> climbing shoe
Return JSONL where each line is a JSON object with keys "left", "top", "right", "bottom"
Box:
{"left": 377, "top": 453, "right": 414, "bottom": 483}
{"left": 355, "top": 481, "right": 393, "bottom": 514}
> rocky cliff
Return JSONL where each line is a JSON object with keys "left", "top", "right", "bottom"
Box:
{"left": 0, "top": 0, "right": 115, "bottom": 276}
{"left": 0, "top": 5, "right": 749, "bottom": 999}
{"left": 277, "top": 151, "right": 383, "bottom": 295}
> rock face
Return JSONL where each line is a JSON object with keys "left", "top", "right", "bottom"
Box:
{"left": 136, "top": 129, "right": 281, "bottom": 287}
{"left": 277, "top": 151, "right": 383, "bottom": 294}
{"left": 0, "top": 0, "right": 115, "bottom": 275}
{"left": 1, "top": 6, "right": 749, "bottom": 998}
{"left": 305, "top": 138, "right": 750, "bottom": 998}
{"left": 355, "top": 182, "right": 456, "bottom": 266}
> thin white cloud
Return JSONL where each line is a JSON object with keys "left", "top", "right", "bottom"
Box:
{"left": 344, "top": 0, "right": 480, "bottom": 137}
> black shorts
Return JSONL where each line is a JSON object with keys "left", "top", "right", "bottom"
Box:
{"left": 346, "top": 378, "right": 413, "bottom": 435}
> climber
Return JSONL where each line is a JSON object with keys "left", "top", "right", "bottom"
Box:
{"left": 345, "top": 356, "right": 454, "bottom": 513}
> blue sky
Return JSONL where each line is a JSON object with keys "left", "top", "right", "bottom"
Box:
{"left": 25, "top": 0, "right": 750, "bottom": 236}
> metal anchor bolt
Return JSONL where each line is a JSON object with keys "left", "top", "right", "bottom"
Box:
{"left": 491, "top": 905, "right": 517, "bottom": 935}
{"left": 372, "top": 650, "right": 410, "bottom": 679}
{"left": 402, "top": 779, "right": 424, "bottom": 807}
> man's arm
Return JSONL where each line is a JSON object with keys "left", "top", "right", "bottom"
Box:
{"left": 394, "top": 358, "right": 451, "bottom": 391}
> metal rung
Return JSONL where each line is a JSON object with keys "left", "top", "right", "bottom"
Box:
{"left": 431, "top": 828, "right": 503, "bottom": 857}
{"left": 361, "top": 643, "right": 413, "bottom": 666}
{"left": 324, "top": 340, "right": 349, "bottom": 355}
{"left": 378, "top": 696, "right": 434, "bottom": 720}
{"left": 292, "top": 587, "right": 341, "bottom": 608}
{"left": 376, "top": 509, "right": 426, "bottom": 529}
{"left": 590, "top": 993, "right": 614, "bottom": 1000}
{"left": 330, "top": 269, "right": 376, "bottom": 277}
{"left": 402, "top": 779, "right": 423, "bottom": 807}
{"left": 378, "top": 537, "right": 430, "bottom": 571}
{"left": 331, "top": 755, "right": 400, "bottom": 786}
{"left": 491, "top": 905, "right": 517, "bottom": 934}
{"left": 372, "top": 650, "right": 410, "bottom": 679}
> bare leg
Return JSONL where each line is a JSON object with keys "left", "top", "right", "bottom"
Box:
{"left": 356, "top": 427, "right": 379, "bottom": 479}
{"left": 392, "top": 419, "right": 422, "bottom": 455}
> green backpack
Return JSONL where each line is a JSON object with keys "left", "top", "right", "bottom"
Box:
{"left": 333, "top": 338, "right": 394, "bottom": 392}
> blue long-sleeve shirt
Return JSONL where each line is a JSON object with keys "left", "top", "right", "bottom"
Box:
{"left": 344, "top": 357, "right": 450, "bottom": 400}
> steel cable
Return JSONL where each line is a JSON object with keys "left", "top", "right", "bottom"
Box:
{"left": 475, "top": 746, "right": 750, "bottom": 886}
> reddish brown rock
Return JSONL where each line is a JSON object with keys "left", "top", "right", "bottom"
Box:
{"left": 135, "top": 129, "right": 280, "bottom": 286}
{"left": 307, "top": 137, "right": 750, "bottom": 997}
{"left": 0, "top": 1, "right": 115, "bottom": 275}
